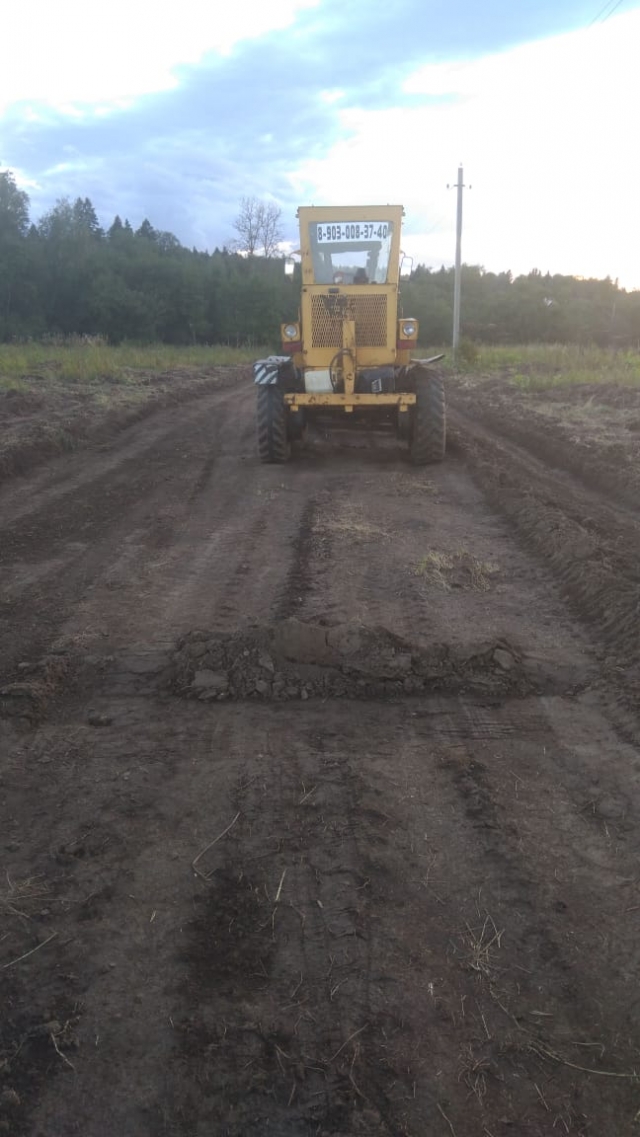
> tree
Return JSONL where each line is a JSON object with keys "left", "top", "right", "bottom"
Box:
{"left": 72, "top": 196, "right": 103, "bottom": 238}
{"left": 260, "top": 201, "right": 284, "bottom": 257}
{"left": 136, "top": 219, "right": 157, "bottom": 242}
{"left": 232, "top": 197, "right": 283, "bottom": 257}
{"left": 0, "top": 170, "right": 33, "bottom": 338}
{"left": 0, "top": 169, "right": 30, "bottom": 238}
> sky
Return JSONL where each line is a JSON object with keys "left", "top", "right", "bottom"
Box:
{"left": 2, "top": 0, "right": 640, "bottom": 287}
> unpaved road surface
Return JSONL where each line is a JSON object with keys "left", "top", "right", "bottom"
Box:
{"left": 2, "top": 373, "right": 640, "bottom": 1137}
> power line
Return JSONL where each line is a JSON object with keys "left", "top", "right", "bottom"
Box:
{"left": 601, "top": 0, "right": 627, "bottom": 21}
{"left": 589, "top": 0, "right": 626, "bottom": 26}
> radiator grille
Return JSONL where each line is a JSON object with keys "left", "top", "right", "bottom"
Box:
{"left": 310, "top": 294, "right": 388, "bottom": 349}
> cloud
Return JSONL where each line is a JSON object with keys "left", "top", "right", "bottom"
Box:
{"left": 2, "top": 0, "right": 639, "bottom": 285}
{"left": 0, "top": 0, "right": 320, "bottom": 113}
{"left": 2, "top": 31, "right": 346, "bottom": 247}
{"left": 289, "top": 7, "right": 640, "bottom": 286}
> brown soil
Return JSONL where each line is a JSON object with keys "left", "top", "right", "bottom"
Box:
{"left": 450, "top": 374, "right": 640, "bottom": 508}
{"left": 2, "top": 373, "right": 640, "bottom": 1137}
{"left": 0, "top": 366, "right": 245, "bottom": 484}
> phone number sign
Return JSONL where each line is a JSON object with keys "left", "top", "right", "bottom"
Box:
{"left": 316, "top": 222, "right": 390, "bottom": 243}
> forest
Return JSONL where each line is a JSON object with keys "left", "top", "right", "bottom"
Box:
{"left": 1, "top": 171, "right": 639, "bottom": 348}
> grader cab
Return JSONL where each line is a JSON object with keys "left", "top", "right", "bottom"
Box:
{"left": 254, "top": 204, "right": 446, "bottom": 464}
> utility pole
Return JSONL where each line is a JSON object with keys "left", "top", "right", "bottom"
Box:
{"left": 448, "top": 165, "right": 466, "bottom": 361}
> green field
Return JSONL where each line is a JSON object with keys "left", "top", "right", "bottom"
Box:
{"left": 447, "top": 341, "right": 640, "bottom": 388}
{"left": 0, "top": 341, "right": 264, "bottom": 389}
{"left": 2, "top": 340, "right": 639, "bottom": 393}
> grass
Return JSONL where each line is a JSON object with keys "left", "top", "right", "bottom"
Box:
{"left": 5, "top": 338, "right": 637, "bottom": 391}
{"left": 442, "top": 342, "right": 640, "bottom": 389}
{"left": 414, "top": 549, "right": 498, "bottom": 591}
{"left": 318, "top": 507, "right": 389, "bottom": 540}
{"left": 0, "top": 340, "right": 265, "bottom": 385}
{"left": 414, "top": 551, "right": 454, "bottom": 590}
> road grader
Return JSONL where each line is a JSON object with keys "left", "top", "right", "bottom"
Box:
{"left": 254, "top": 204, "right": 445, "bottom": 463}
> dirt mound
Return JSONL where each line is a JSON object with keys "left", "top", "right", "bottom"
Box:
{"left": 449, "top": 375, "right": 640, "bottom": 509}
{"left": 172, "top": 619, "right": 566, "bottom": 701}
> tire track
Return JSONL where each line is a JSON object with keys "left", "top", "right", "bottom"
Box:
{"left": 449, "top": 404, "right": 640, "bottom": 695}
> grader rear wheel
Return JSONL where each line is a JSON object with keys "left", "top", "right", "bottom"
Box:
{"left": 410, "top": 371, "right": 446, "bottom": 464}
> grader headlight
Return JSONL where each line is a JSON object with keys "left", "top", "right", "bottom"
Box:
{"left": 397, "top": 319, "right": 419, "bottom": 349}
{"left": 281, "top": 322, "right": 301, "bottom": 353}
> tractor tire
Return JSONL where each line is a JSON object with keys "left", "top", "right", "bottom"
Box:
{"left": 287, "top": 406, "right": 306, "bottom": 443}
{"left": 410, "top": 370, "right": 446, "bottom": 465}
{"left": 257, "top": 385, "right": 290, "bottom": 463}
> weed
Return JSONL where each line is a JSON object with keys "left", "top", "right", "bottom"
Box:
{"left": 445, "top": 343, "right": 640, "bottom": 388}
{"left": 0, "top": 341, "right": 263, "bottom": 384}
{"left": 457, "top": 338, "right": 480, "bottom": 366}
{"left": 414, "top": 550, "right": 499, "bottom": 591}
{"left": 414, "top": 551, "right": 454, "bottom": 590}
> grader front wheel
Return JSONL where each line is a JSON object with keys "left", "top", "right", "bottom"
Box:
{"left": 257, "top": 386, "right": 290, "bottom": 464}
{"left": 410, "top": 371, "right": 446, "bottom": 465}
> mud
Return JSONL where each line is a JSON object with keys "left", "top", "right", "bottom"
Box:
{"left": 172, "top": 619, "right": 572, "bottom": 701}
{"left": 2, "top": 372, "right": 640, "bottom": 1137}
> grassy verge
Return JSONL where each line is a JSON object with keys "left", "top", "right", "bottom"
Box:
{"left": 0, "top": 342, "right": 267, "bottom": 387}
{"left": 435, "top": 342, "right": 640, "bottom": 389}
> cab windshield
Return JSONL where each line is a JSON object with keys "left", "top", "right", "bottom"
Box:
{"left": 308, "top": 219, "right": 394, "bottom": 285}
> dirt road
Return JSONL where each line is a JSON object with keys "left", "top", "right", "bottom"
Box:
{"left": 2, "top": 373, "right": 640, "bottom": 1137}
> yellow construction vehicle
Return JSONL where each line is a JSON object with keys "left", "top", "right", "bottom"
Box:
{"left": 254, "top": 204, "right": 445, "bottom": 463}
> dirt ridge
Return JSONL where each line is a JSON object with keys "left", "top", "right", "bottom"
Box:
{"left": 0, "top": 365, "right": 248, "bottom": 485}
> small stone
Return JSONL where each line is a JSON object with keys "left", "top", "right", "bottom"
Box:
{"left": 88, "top": 711, "right": 113, "bottom": 727}
{"left": 192, "top": 670, "right": 229, "bottom": 692}
{"left": 493, "top": 647, "right": 514, "bottom": 671}
{"left": 1, "top": 1088, "right": 21, "bottom": 1109}
{"left": 254, "top": 679, "right": 271, "bottom": 696}
{"left": 190, "top": 643, "right": 207, "bottom": 659}
{"left": 285, "top": 686, "right": 299, "bottom": 698}
{"left": 258, "top": 653, "right": 275, "bottom": 674}
{"left": 300, "top": 688, "right": 309, "bottom": 700}
{"left": 5, "top": 841, "right": 20, "bottom": 852}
